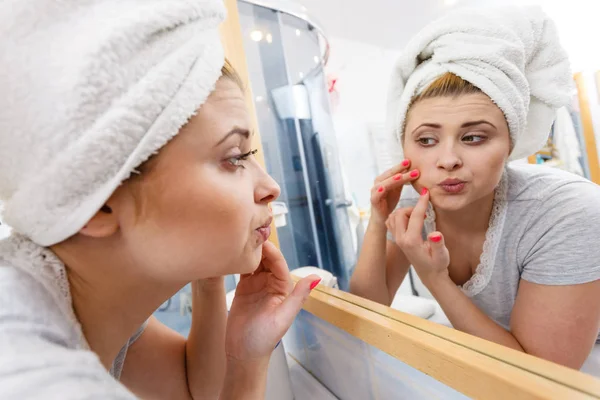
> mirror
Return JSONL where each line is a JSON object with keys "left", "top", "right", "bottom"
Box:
{"left": 236, "top": 0, "right": 600, "bottom": 382}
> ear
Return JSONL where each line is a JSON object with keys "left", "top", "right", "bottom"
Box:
{"left": 79, "top": 205, "right": 119, "bottom": 238}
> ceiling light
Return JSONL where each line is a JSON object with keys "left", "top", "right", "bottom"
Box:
{"left": 266, "top": 33, "right": 273, "bottom": 43}
{"left": 250, "top": 30, "right": 263, "bottom": 42}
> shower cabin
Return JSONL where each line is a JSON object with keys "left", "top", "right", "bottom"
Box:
{"left": 237, "top": 0, "right": 356, "bottom": 290}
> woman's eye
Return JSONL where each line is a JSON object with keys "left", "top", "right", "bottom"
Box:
{"left": 226, "top": 149, "right": 258, "bottom": 169}
{"left": 463, "top": 135, "right": 486, "bottom": 143}
{"left": 417, "top": 138, "right": 436, "bottom": 146}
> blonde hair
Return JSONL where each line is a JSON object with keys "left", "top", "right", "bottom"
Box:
{"left": 413, "top": 72, "right": 481, "bottom": 102}
{"left": 221, "top": 58, "right": 244, "bottom": 91}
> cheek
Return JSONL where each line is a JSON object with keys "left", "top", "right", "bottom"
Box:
{"left": 161, "top": 171, "right": 251, "bottom": 237}
{"left": 131, "top": 171, "right": 259, "bottom": 280}
{"left": 469, "top": 146, "right": 507, "bottom": 188}
{"left": 403, "top": 144, "right": 435, "bottom": 184}
{"left": 143, "top": 168, "right": 255, "bottom": 245}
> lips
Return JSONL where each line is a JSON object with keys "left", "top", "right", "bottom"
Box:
{"left": 438, "top": 179, "right": 466, "bottom": 194}
{"left": 256, "top": 216, "right": 273, "bottom": 243}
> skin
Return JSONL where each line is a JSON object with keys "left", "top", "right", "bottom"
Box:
{"left": 351, "top": 93, "right": 600, "bottom": 370}
{"left": 51, "top": 78, "right": 320, "bottom": 400}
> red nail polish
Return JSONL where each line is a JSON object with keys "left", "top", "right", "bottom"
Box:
{"left": 378, "top": 186, "right": 384, "bottom": 193}
{"left": 421, "top": 188, "right": 428, "bottom": 196}
{"left": 310, "top": 278, "right": 322, "bottom": 290}
{"left": 393, "top": 174, "right": 402, "bottom": 181}
{"left": 430, "top": 234, "right": 442, "bottom": 243}
{"left": 402, "top": 160, "right": 410, "bottom": 167}
{"left": 410, "top": 170, "right": 419, "bottom": 178}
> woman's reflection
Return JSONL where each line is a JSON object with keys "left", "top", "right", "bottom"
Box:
{"left": 351, "top": 6, "right": 600, "bottom": 374}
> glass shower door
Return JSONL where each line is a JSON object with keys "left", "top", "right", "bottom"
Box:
{"left": 238, "top": 1, "right": 356, "bottom": 289}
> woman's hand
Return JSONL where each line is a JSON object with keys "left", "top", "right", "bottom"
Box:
{"left": 386, "top": 188, "right": 450, "bottom": 286}
{"left": 225, "top": 241, "right": 320, "bottom": 364}
{"left": 370, "top": 159, "right": 420, "bottom": 225}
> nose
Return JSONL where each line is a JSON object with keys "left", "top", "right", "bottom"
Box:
{"left": 255, "top": 167, "right": 281, "bottom": 205}
{"left": 436, "top": 141, "right": 462, "bottom": 171}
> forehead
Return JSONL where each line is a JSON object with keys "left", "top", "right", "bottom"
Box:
{"left": 182, "top": 78, "right": 249, "bottom": 139}
{"left": 407, "top": 93, "right": 505, "bottom": 122}
{"left": 201, "top": 78, "right": 247, "bottom": 118}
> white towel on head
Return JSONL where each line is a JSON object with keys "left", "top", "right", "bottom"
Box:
{"left": 0, "top": 0, "right": 226, "bottom": 246}
{"left": 386, "top": 5, "right": 574, "bottom": 163}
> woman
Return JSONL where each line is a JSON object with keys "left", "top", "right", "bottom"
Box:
{"left": 0, "top": 1, "right": 320, "bottom": 398}
{"left": 350, "top": 6, "right": 600, "bottom": 374}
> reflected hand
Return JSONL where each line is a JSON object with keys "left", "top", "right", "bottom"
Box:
{"left": 386, "top": 188, "right": 450, "bottom": 286}
{"left": 225, "top": 241, "right": 320, "bottom": 363}
{"left": 370, "top": 159, "right": 419, "bottom": 225}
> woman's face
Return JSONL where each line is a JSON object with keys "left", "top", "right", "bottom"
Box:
{"left": 114, "top": 77, "right": 280, "bottom": 283}
{"left": 403, "top": 93, "right": 510, "bottom": 212}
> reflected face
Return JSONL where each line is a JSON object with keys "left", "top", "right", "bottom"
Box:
{"left": 117, "top": 78, "right": 281, "bottom": 283}
{"left": 402, "top": 93, "right": 511, "bottom": 211}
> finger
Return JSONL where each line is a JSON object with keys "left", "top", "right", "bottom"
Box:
{"left": 428, "top": 231, "right": 449, "bottom": 263}
{"left": 407, "top": 188, "right": 429, "bottom": 237}
{"left": 389, "top": 207, "right": 413, "bottom": 243}
{"left": 379, "top": 168, "right": 420, "bottom": 192}
{"left": 375, "top": 159, "right": 411, "bottom": 183}
{"left": 260, "top": 241, "right": 289, "bottom": 283}
{"left": 371, "top": 169, "right": 420, "bottom": 209}
{"left": 274, "top": 274, "right": 321, "bottom": 331}
{"left": 370, "top": 182, "right": 388, "bottom": 205}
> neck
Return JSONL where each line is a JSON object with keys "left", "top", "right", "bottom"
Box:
{"left": 434, "top": 190, "right": 496, "bottom": 235}
{"left": 52, "top": 239, "right": 183, "bottom": 370}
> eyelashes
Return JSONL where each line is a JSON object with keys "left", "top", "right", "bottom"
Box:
{"left": 228, "top": 149, "right": 258, "bottom": 168}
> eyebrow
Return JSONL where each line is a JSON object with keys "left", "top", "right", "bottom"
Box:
{"left": 215, "top": 127, "right": 251, "bottom": 147}
{"left": 411, "top": 120, "right": 496, "bottom": 135}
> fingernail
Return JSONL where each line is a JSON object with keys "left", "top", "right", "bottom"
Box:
{"left": 421, "top": 188, "right": 428, "bottom": 196}
{"left": 393, "top": 174, "right": 402, "bottom": 181}
{"left": 410, "top": 170, "right": 419, "bottom": 178}
{"left": 430, "top": 234, "right": 442, "bottom": 243}
{"left": 310, "top": 278, "right": 322, "bottom": 290}
{"left": 402, "top": 160, "right": 410, "bottom": 167}
{"left": 378, "top": 186, "right": 384, "bottom": 193}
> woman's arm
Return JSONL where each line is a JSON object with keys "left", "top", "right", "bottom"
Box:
{"left": 350, "top": 160, "right": 419, "bottom": 304}
{"left": 120, "top": 243, "right": 318, "bottom": 399}
{"left": 428, "top": 277, "right": 600, "bottom": 368}
{"left": 120, "top": 278, "right": 228, "bottom": 400}
{"left": 219, "top": 359, "right": 268, "bottom": 400}
{"left": 186, "top": 278, "right": 227, "bottom": 398}
{"left": 350, "top": 217, "right": 411, "bottom": 305}
{"left": 511, "top": 279, "right": 600, "bottom": 368}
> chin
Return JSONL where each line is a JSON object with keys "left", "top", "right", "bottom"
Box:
{"left": 430, "top": 195, "right": 471, "bottom": 212}
{"left": 240, "top": 247, "right": 263, "bottom": 274}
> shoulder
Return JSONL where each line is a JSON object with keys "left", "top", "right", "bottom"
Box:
{"left": 506, "top": 163, "right": 600, "bottom": 207}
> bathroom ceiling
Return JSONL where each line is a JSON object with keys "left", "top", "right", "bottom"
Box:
{"left": 292, "top": 0, "right": 505, "bottom": 50}
{"left": 292, "top": 0, "right": 593, "bottom": 54}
